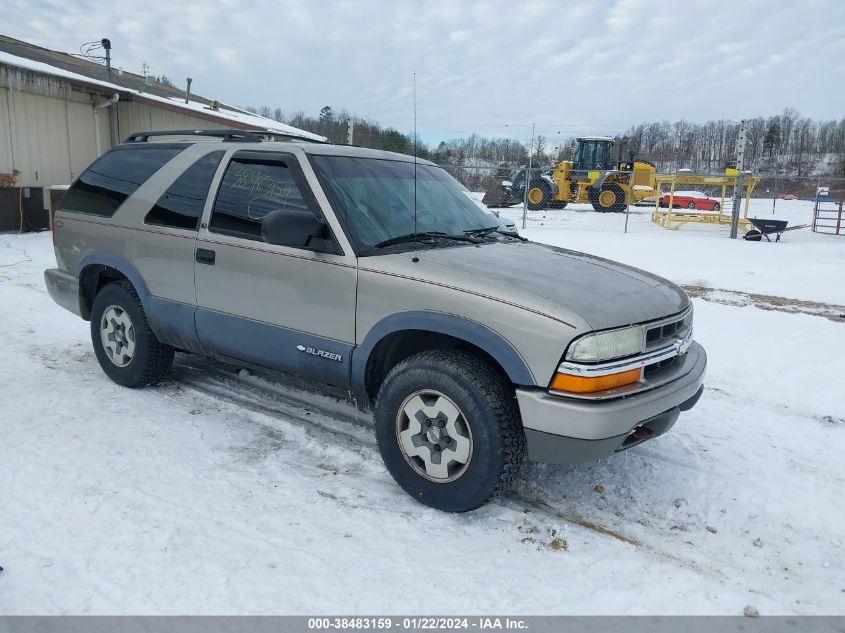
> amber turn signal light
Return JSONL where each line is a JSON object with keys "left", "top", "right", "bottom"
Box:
{"left": 550, "top": 368, "right": 642, "bottom": 394}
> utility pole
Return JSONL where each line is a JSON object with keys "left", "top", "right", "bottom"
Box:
{"left": 522, "top": 122, "right": 535, "bottom": 230}
{"left": 102, "top": 38, "right": 112, "bottom": 83}
{"left": 102, "top": 38, "right": 119, "bottom": 148}
{"left": 346, "top": 117, "right": 354, "bottom": 145}
{"left": 729, "top": 119, "right": 748, "bottom": 239}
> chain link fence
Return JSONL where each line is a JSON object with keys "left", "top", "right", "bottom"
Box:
{"left": 440, "top": 162, "right": 845, "bottom": 243}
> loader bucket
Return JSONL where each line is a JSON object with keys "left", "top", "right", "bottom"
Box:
{"left": 482, "top": 182, "right": 514, "bottom": 208}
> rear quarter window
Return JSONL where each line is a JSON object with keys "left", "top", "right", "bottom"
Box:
{"left": 145, "top": 151, "right": 225, "bottom": 230}
{"left": 60, "top": 146, "right": 184, "bottom": 217}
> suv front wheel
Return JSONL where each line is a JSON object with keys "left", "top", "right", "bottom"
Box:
{"left": 374, "top": 349, "right": 525, "bottom": 512}
{"left": 90, "top": 280, "right": 174, "bottom": 388}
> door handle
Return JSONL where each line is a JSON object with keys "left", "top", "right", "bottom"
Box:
{"left": 196, "top": 248, "right": 216, "bottom": 265}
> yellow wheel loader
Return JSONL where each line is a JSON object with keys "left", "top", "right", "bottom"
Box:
{"left": 512, "top": 137, "right": 657, "bottom": 212}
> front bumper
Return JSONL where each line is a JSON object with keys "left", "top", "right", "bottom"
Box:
{"left": 44, "top": 268, "right": 82, "bottom": 317}
{"left": 516, "top": 341, "right": 706, "bottom": 465}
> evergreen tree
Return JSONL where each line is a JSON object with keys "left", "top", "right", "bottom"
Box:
{"left": 763, "top": 120, "right": 781, "bottom": 159}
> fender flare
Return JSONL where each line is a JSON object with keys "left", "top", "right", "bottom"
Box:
{"left": 350, "top": 311, "right": 536, "bottom": 402}
{"left": 77, "top": 251, "right": 154, "bottom": 312}
{"left": 78, "top": 251, "right": 204, "bottom": 353}
{"left": 541, "top": 174, "right": 559, "bottom": 196}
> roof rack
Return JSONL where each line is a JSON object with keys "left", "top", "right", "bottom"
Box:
{"left": 124, "top": 129, "right": 263, "bottom": 143}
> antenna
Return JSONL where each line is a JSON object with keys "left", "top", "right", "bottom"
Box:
{"left": 412, "top": 72, "right": 419, "bottom": 263}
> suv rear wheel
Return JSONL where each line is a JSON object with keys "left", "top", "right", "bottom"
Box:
{"left": 374, "top": 349, "right": 525, "bottom": 512}
{"left": 90, "top": 281, "right": 174, "bottom": 388}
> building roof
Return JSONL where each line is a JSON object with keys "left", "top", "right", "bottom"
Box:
{"left": 0, "top": 34, "right": 325, "bottom": 142}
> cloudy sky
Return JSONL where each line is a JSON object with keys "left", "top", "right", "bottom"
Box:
{"left": 5, "top": 0, "right": 844, "bottom": 142}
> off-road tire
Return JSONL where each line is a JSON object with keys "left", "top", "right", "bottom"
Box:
{"left": 588, "top": 183, "right": 627, "bottom": 212}
{"left": 374, "top": 349, "right": 525, "bottom": 512}
{"left": 525, "top": 179, "right": 552, "bottom": 211}
{"left": 90, "top": 281, "right": 174, "bottom": 388}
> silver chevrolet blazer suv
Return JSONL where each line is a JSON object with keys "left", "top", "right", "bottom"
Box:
{"left": 45, "top": 130, "right": 706, "bottom": 512}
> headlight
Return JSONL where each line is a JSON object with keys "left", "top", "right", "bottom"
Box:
{"left": 566, "top": 326, "right": 644, "bottom": 362}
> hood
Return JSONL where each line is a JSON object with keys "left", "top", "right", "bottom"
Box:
{"left": 374, "top": 241, "right": 689, "bottom": 331}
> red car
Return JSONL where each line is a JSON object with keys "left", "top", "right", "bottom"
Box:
{"left": 660, "top": 190, "right": 721, "bottom": 211}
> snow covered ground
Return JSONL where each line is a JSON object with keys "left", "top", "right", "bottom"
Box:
{"left": 514, "top": 228, "right": 845, "bottom": 305}
{"left": 491, "top": 201, "right": 845, "bottom": 304}
{"left": 488, "top": 195, "right": 843, "bottom": 245}
{"left": 1, "top": 230, "right": 844, "bottom": 615}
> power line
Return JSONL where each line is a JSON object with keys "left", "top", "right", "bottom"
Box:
{"left": 70, "top": 40, "right": 107, "bottom": 63}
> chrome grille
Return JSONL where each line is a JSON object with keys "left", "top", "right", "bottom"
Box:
{"left": 643, "top": 356, "right": 678, "bottom": 375}
{"left": 644, "top": 309, "right": 692, "bottom": 352}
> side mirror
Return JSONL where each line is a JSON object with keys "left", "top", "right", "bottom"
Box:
{"left": 261, "top": 208, "right": 330, "bottom": 251}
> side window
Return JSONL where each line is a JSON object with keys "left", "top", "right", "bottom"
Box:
{"left": 145, "top": 151, "right": 224, "bottom": 230}
{"left": 60, "top": 147, "right": 183, "bottom": 217}
{"left": 209, "top": 156, "right": 313, "bottom": 242}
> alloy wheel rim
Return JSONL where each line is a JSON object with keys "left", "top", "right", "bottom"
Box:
{"left": 395, "top": 389, "right": 473, "bottom": 483}
{"left": 100, "top": 305, "right": 136, "bottom": 367}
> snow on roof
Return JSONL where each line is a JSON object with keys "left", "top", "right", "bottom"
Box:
{"left": 576, "top": 136, "right": 615, "bottom": 142}
{"left": 130, "top": 92, "right": 326, "bottom": 141}
{"left": 0, "top": 50, "right": 325, "bottom": 142}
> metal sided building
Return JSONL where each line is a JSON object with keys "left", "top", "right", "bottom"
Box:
{"left": 0, "top": 34, "right": 323, "bottom": 231}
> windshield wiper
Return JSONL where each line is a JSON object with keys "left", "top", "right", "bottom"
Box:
{"left": 372, "top": 231, "right": 480, "bottom": 249}
{"left": 464, "top": 225, "right": 527, "bottom": 241}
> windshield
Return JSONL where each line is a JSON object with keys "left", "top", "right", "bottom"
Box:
{"left": 310, "top": 156, "right": 496, "bottom": 252}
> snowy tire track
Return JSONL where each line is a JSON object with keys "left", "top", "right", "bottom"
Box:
{"left": 682, "top": 285, "right": 845, "bottom": 322}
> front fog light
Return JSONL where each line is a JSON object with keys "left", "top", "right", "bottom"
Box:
{"left": 567, "top": 326, "right": 643, "bottom": 362}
